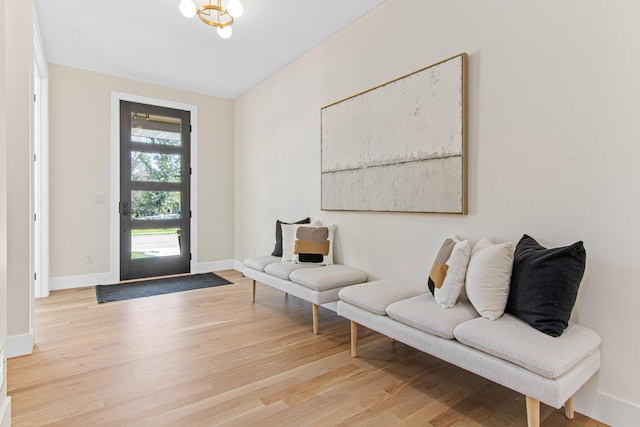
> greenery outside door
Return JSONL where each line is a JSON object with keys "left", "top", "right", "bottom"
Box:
{"left": 119, "top": 101, "right": 191, "bottom": 280}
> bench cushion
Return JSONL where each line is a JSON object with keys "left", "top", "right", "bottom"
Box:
{"left": 338, "top": 279, "right": 425, "bottom": 316}
{"left": 264, "top": 262, "right": 320, "bottom": 280}
{"left": 290, "top": 265, "right": 368, "bottom": 292}
{"left": 244, "top": 255, "right": 280, "bottom": 272}
{"left": 386, "top": 294, "right": 479, "bottom": 339}
{"left": 454, "top": 313, "right": 601, "bottom": 379}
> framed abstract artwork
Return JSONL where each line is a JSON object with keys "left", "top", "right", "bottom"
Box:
{"left": 321, "top": 53, "right": 468, "bottom": 214}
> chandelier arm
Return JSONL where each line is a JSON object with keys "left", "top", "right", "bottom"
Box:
{"left": 197, "top": 4, "right": 233, "bottom": 28}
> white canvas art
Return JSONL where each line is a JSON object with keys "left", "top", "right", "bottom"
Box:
{"left": 321, "top": 53, "right": 467, "bottom": 213}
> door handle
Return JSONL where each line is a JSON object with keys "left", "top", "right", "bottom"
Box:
{"left": 121, "top": 202, "right": 130, "bottom": 216}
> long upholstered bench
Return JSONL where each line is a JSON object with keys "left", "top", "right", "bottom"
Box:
{"left": 337, "top": 234, "right": 601, "bottom": 426}
{"left": 243, "top": 255, "right": 367, "bottom": 334}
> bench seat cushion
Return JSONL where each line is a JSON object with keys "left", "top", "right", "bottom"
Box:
{"left": 338, "top": 279, "right": 425, "bottom": 316}
{"left": 454, "top": 313, "right": 601, "bottom": 379}
{"left": 289, "top": 265, "right": 368, "bottom": 292}
{"left": 244, "top": 255, "right": 281, "bottom": 272}
{"left": 264, "top": 262, "right": 320, "bottom": 280}
{"left": 386, "top": 294, "right": 479, "bottom": 339}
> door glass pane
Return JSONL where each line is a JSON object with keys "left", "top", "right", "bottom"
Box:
{"left": 131, "top": 228, "right": 181, "bottom": 259}
{"left": 131, "top": 112, "right": 181, "bottom": 146}
{"left": 131, "top": 152, "right": 182, "bottom": 183}
{"left": 130, "top": 190, "right": 182, "bottom": 259}
{"left": 131, "top": 191, "right": 181, "bottom": 220}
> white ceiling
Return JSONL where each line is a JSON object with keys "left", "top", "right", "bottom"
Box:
{"left": 34, "top": 0, "right": 386, "bottom": 99}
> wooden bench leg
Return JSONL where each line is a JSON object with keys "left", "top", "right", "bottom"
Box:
{"left": 312, "top": 304, "right": 319, "bottom": 335}
{"left": 565, "top": 396, "right": 575, "bottom": 419}
{"left": 251, "top": 279, "right": 256, "bottom": 303}
{"left": 350, "top": 321, "right": 358, "bottom": 357}
{"left": 526, "top": 396, "right": 540, "bottom": 427}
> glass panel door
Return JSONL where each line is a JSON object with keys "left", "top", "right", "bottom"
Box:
{"left": 120, "top": 101, "right": 191, "bottom": 280}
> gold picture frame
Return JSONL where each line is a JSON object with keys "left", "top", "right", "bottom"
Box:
{"left": 321, "top": 53, "right": 468, "bottom": 214}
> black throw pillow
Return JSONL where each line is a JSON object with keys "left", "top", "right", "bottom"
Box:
{"left": 506, "top": 234, "right": 586, "bottom": 337}
{"left": 271, "top": 217, "right": 310, "bottom": 257}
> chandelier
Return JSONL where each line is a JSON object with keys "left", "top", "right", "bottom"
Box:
{"left": 179, "top": 0, "right": 244, "bottom": 39}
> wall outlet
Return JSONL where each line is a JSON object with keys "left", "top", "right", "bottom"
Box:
{"left": 86, "top": 253, "right": 94, "bottom": 264}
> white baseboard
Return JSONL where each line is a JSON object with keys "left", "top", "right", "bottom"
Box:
{"left": 575, "top": 385, "right": 640, "bottom": 427}
{"left": 7, "top": 332, "right": 33, "bottom": 358}
{"left": 232, "top": 259, "right": 244, "bottom": 272}
{"left": 49, "top": 272, "right": 115, "bottom": 291}
{"left": 197, "top": 259, "right": 238, "bottom": 273}
{"left": 0, "top": 396, "right": 11, "bottom": 427}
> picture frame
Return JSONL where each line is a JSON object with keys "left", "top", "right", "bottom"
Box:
{"left": 321, "top": 53, "right": 468, "bottom": 214}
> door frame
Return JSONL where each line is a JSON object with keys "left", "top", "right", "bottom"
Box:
{"left": 110, "top": 92, "right": 198, "bottom": 283}
{"left": 31, "top": 1, "right": 49, "bottom": 300}
{"left": 119, "top": 100, "right": 191, "bottom": 280}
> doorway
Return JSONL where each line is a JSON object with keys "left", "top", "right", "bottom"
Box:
{"left": 119, "top": 101, "right": 191, "bottom": 280}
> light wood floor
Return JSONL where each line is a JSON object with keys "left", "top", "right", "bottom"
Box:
{"left": 8, "top": 270, "right": 607, "bottom": 426}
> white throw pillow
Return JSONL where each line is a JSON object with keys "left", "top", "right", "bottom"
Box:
{"left": 433, "top": 236, "right": 471, "bottom": 308}
{"left": 465, "top": 237, "right": 514, "bottom": 320}
{"left": 281, "top": 220, "right": 321, "bottom": 262}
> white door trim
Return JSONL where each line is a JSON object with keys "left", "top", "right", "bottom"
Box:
{"left": 110, "top": 92, "right": 198, "bottom": 283}
{"left": 31, "top": 1, "right": 49, "bottom": 299}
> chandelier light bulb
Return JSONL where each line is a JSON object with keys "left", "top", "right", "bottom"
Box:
{"left": 179, "top": 0, "right": 197, "bottom": 18}
{"left": 226, "top": 0, "right": 244, "bottom": 18}
{"left": 217, "top": 25, "right": 233, "bottom": 39}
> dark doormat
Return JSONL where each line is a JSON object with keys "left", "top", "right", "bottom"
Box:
{"left": 95, "top": 272, "right": 233, "bottom": 303}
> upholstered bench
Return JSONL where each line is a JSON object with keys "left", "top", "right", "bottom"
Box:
{"left": 244, "top": 255, "right": 367, "bottom": 334}
{"left": 338, "top": 279, "right": 601, "bottom": 427}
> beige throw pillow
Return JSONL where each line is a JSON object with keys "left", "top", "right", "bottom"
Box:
{"left": 465, "top": 237, "right": 514, "bottom": 320}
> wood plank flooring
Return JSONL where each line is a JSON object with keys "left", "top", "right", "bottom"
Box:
{"left": 8, "top": 270, "right": 608, "bottom": 426}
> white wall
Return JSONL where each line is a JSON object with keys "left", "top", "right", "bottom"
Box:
{"left": 234, "top": 0, "right": 640, "bottom": 424}
{"left": 48, "top": 65, "right": 235, "bottom": 282}
{"left": 4, "top": 0, "right": 32, "bottom": 359}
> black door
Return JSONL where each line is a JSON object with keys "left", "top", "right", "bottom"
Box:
{"left": 119, "top": 101, "right": 191, "bottom": 280}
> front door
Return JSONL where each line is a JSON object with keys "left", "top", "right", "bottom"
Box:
{"left": 119, "top": 101, "right": 191, "bottom": 280}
